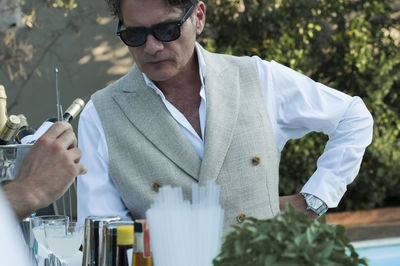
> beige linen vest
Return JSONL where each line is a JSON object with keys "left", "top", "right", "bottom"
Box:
{"left": 92, "top": 47, "right": 280, "bottom": 230}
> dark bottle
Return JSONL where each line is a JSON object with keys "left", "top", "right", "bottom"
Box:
{"left": 0, "top": 115, "right": 21, "bottom": 145}
{"left": 46, "top": 98, "right": 85, "bottom": 123}
{"left": 15, "top": 114, "right": 36, "bottom": 144}
{"left": 116, "top": 224, "right": 134, "bottom": 266}
{"left": 22, "top": 98, "right": 85, "bottom": 144}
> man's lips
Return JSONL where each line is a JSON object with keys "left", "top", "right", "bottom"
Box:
{"left": 146, "top": 59, "right": 168, "bottom": 64}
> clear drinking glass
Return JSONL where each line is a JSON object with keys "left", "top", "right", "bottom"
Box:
{"left": 44, "top": 221, "right": 84, "bottom": 265}
{"left": 31, "top": 215, "right": 69, "bottom": 264}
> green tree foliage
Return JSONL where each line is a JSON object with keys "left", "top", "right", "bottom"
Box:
{"left": 200, "top": 0, "right": 400, "bottom": 211}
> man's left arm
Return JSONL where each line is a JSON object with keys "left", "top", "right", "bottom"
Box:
{"left": 295, "top": 94, "right": 373, "bottom": 217}
{"left": 253, "top": 57, "right": 374, "bottom": 218}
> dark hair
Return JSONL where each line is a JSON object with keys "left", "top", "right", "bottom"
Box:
{"left": 105, "top": 0, "right": 198, "bottom": 21}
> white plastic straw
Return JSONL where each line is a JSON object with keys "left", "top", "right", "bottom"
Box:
{"left": 146, "top": 180, "right": 224, "bottom": 266}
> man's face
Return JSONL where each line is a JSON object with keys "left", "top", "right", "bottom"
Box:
{"left": 120, "top": 0, "right": 204, "bottom": 82}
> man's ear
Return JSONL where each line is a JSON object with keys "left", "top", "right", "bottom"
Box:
{"left": 194, "top": 2, "right": 206, "bottom": 35}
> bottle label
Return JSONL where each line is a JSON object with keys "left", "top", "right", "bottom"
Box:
{"left": 126, "top": 248, "right": 133, "bottom": 266}
{"left": 137, "top": 220, "right": 151, "bottom": 258}
{"left": 22, "top": 121, "right": 53, "bottom": 144}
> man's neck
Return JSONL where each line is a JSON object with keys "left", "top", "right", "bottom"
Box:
{"left": 153, "top": 51, "right": 203, "bottom": 138}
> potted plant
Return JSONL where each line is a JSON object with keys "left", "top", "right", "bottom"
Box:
{"left": 213, "top": 204, "right": 368, "bottom": 266}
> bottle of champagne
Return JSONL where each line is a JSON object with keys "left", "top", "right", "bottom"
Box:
{"left": 0, "top": 115, "right": 21, "bottom": 145}
{"left": 0, "top": 85, "right": 9, "bottom": 133}
{"left": 132, "top": 220, "right": 153, "bottom": 266}
{"left": 21, "top": 98, "right": 85, "bottom": 144}
{"left": 47, "top": 98, "right": 85, "bottom": 123}
{"left": 15, "top": 114, "right": 36, "bottom": 144}
{"left": 117, "top": 224, "right": 134, "bottom": 266}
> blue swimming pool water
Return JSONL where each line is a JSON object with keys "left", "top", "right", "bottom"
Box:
{"left": 354, "top": 238, "right": 400, "bottom": 266}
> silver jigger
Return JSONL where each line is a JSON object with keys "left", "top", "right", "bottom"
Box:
{"left": 0, "top": 144, "right": 32, "bottom": 184}
{"left": 82, "top": 216, "right": 121, "bottom": 266}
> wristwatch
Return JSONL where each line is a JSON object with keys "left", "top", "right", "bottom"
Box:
{"left": 300, "top": 193, "right": 328, "bottom": 216}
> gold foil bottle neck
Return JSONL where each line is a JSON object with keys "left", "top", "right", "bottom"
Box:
{"left": 64, "top": 98, "right": 85, "bottom": 118}
{"left": 0, "top": 115, "right": 21, "bottom": 142}
{"left": 6, "top": 115, "right": 21, "bottom": 129}
{"left": 0, "top": 85, "right": 7, "bottom": 99}
{"left": 17, "top": 114, "right": 28, "bottom": 128}
{"left": 0, "top": 85, "right": 8, "bottom": 132}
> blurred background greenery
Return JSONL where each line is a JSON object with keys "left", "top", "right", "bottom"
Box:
{"left": 199, "top": 0, "right": 400, "bottom": 212}
{"left": 1, "top": 0, "right": 399, "bottom": 212}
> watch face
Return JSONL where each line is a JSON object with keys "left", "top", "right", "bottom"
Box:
{"left": 308, "top": 196, "right": 323, "bottom": 209}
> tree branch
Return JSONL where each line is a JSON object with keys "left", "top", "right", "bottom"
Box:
{"left": 8, "top": 31, "right": 62, "bottom": 111}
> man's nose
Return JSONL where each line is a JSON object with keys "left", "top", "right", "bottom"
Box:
{"left": 143, "top": 34, "right": 164, "bottom": 55}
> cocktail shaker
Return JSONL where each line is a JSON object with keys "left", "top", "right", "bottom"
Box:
{"left": 100, "top": 221, "right": 134, "bottom": 266}
{"left": 82, "top": 216, "right": 121, "bottom": 266}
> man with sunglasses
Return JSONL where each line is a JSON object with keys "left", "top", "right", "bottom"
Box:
{"left": 77, "top": 0, "right": 373, "bottom": 230}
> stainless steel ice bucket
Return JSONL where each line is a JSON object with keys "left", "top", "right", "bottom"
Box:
{"left": 82, "top": 215, "right": 121, "bottom": 266}
{"left": 0, "top": 144, "right": 32, "bottom": 184}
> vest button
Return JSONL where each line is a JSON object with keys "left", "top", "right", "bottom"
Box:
{"left": 252, "top": 155, "right": 261, "bottom": 165}
{"left": 152, "top": 182, "right": 162, "bottom": 192}
{"left": 236, "top": 213, "right": 246, "bottom": 223}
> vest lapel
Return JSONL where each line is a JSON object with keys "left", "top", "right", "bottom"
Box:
{"left": 198, "top": 51, "right": 240, "bottom": 184}
{"left": 111, "top": 66, "right": 201, "bottom": 181}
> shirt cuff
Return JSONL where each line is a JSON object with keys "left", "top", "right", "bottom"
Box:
{"left": 300, "top": 167, "right": 347, "bottom": 208}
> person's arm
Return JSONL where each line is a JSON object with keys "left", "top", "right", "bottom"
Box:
{"left": 279, "top": 194, "right": 318, "bottom": 219}
{"left": 2, "top": 122, "right": 86, "bottom": 220}
{"left": 77, "top": 100, "right": 131, "bottom": 225}
{"left": 253, "top": 57, "right": 374, "bottom": 218}
{"left": 0, "top": 191, "right": 33, "bottom": 265}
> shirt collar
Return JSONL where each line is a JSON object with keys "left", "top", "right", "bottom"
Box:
{"left": 142, "top": 42, "right": 206, "bottom": 99}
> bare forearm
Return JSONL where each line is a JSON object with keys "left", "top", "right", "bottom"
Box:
{"left": 279, "top": 194, "right": 318, "bottom": 220}
{"left": 2, "top": 180, "right": 40, "bottom": 220}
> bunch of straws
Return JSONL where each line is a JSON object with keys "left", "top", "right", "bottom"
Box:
{"left": 146, "top": 180, "right": 224, "bottom": 266}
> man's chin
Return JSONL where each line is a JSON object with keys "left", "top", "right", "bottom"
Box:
{"left": 144, "top": 70, "right": 176, "bottom": 83}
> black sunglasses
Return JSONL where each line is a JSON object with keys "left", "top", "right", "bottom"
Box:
{"left": 116, "top": 4, "right": 195, "bottom": 47}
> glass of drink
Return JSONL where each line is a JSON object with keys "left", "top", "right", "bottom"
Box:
{"left": 31, "top": 215, "right": 69, "bottom": 264}
{"left": 32, "top": 215, "right": 69, "bottom": 249}
{"left": 44, "top": 220, "right": 84, "bottom": 265}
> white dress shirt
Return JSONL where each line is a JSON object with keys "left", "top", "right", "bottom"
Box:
{"left": 0, "top": 190, "right": 32, "bottom": 266}
{"left": 77, "top": 43, "right": 373, "bottom": 224}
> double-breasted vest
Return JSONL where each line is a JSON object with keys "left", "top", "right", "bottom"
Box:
{"left": 92, "top": 47, "right": 280, "bottom": 230}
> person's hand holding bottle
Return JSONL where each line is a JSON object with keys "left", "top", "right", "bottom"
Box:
{"left": 2, "top": 122, "right": 87, "bottom": 219}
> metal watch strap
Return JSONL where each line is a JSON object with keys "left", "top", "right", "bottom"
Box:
{"left": 300, "top": 192, "right": 328, "bottom": 216}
